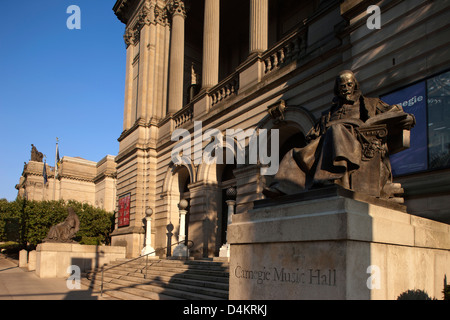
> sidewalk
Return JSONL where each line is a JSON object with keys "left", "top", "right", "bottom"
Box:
{"left": 0, "top": 254, "right": 109, "bottom": 300}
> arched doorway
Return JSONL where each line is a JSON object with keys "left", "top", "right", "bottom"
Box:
{"left": 163, "top": 164, "right": 192, "bottom": 257}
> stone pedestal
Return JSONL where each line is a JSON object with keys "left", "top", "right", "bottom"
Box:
{"left": 27, "top": 250, "right": 36, "bottom": 271}
{"left": 19, "top": 249, "right": 28, "bottom": 268}
{"left": 35, "top": 243, "right": 126, "bottom": 278}
{"left": 228, "top": 186, "right": 450, "bottom": 300}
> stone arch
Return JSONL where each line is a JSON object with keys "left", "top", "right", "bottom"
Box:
{"left": 257, "top": 103, "right": 316, "bottom": 157}
{"left": 197, "top": 137, "right": 239, "bottom": 183}
{"left": 161, "top": 161, "right": 194, "bottom": 256}
{"left": 162, "top": 160, "right": 196, "bottom": 195}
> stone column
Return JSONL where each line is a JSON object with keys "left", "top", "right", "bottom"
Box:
{"left": 123, "top": 34, "right": 135, "bottom": 130}
{"left": 173, "top": 199, "right": 189, "bottom": 258}
{"left": 178, "top": 202, "right": 188, "bottom": 243}
{"left": 138, "top": 24, "right": 151, "bottom": 121}
{"left": 202, "top": 0, "right": 220, "bottom": 89}
{"left": 249, "top": 0, "right": 268, "bottom": 54}
{"left": 167, "top": 0, "right": 186, "bottom": 114}
{"left": 225, "top": 200, "right": 236, "bottom": 228}
{"left": 141, "top": 208, "right": 155, "bottom": 256}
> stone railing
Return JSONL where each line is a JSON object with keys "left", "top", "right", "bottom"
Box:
{"left": 262, "top": 28, "right": 307, "bottom": 75}
{"left": 209, "top": 72, "right": 239, "bottom": 107}
{"left": 173, "top": 103, "right": 194, "bottom": 128}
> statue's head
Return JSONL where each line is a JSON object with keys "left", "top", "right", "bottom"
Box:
{"left": 334, "top": 70, "right": 360, "bottom": 101}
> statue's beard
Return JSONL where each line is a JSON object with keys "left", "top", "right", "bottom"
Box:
{"left": 339, "top": 90, "right": 361, "bottom": 104}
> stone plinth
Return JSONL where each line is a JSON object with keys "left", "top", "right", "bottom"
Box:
{"left": 228, "top": 187, "right": 450, "bottom": 300}
{"left": 27, "top": 250, "right": 36, "bottom": 271}
{"left": 35, "top": 243, "right": 126, "bottom": 278}
{"left": 19, "top": 249, "right": 28, "bottom": 268}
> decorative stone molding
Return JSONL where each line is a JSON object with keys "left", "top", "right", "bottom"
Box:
{"left": 154, "top": 5, "right": 169, "bottom": 26}
{"left": 123, "top": 1, "right": 168, "bottom": 47}
{"left": 124, "top": 28, "right": 136, "bottom": 47}
{"left": 167, "top": 0, "right": 186, "bottom": 18}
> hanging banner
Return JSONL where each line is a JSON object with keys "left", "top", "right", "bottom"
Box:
{"left": 381, "top": 81, "right": 428, "bottom": 176}
{"left": 118, "top": 193, "right": 131, "bottom": 227}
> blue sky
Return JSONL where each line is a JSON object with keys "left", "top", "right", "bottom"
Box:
{"left": 0, "top": 1, "right": 126, "bottom": 201}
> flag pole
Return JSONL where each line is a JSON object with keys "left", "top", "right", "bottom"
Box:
{"left": 53, "top": 137, "right": 59, "bottom": 201}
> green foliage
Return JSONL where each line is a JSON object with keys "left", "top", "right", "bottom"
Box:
{"left": 444, "top": 284, "right": 450, "bottom": 300}
{"left": 0, "top": 198, "right": 114, "bottom": 247}
{"left": 397, "top": 289, "right": 436, "bottom": 300}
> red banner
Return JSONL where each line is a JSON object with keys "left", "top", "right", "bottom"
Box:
{"left": 118, "top": 194, "right": 131, "bottom": 227}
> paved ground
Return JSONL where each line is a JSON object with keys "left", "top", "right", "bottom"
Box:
{"left": 0, "top": 254, "right": 109, "bottom": 300}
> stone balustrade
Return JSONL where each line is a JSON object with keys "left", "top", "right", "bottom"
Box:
{"left": 209, "top": 73, "right": 240, "bottom": 107}
{"left": 262, "top": 28, "right": 307, "bottom": 74}
{"left": 173, "top": 103, "right": 194, "bottom": 128}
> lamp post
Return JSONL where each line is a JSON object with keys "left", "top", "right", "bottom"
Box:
{"left": 173, "top": 199, "right": 189, "bottom": 258}
{"left": 219, "top": 187, "right": 236, "bottom": 258}
{"left": 141, "top": 208, "right": 155, "bottom": 256}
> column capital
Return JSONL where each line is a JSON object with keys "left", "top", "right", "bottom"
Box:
{"left": 124, "top": 27, "right": 137, "bottom": 47}
{"left": 154, "top": 5, "right": 169, "bottom": 26}
{"left": 167, "top": 0, "right": 186, "bottom": 18}
{"left": 226, "top": 200, "right": 236, "bottom": 207}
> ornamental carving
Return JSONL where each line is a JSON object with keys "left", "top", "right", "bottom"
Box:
{"left": 124, "top": 1, "right": 170, "bottom": 46}
{"left": 155, "top": 6, "right": 169, "bottom": 26}
{"left": 167, "top": 0, "right": 186, "bottom": 18}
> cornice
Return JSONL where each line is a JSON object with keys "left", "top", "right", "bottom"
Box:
{"left": 114, "top": 0, "right": 141, "bottom": 24}
{"left": 58, "top": 174, "right": 95, "bottom": 183}
{"left": 94, "top": 171, "right": 118, "bottom": 184}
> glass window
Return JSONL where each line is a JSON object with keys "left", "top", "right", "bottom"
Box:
{"left": 427, "top": 71, "right": 450, "bottom": 170}
{"left": 380, "top": 70, "right": 450, "bottom": 176}
{"left": 381, "top": 82, "right": 428, "bottom": 176}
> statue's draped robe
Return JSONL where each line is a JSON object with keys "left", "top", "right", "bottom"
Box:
{"left": 270, "top": 94, "right": 398, "bottom": 195}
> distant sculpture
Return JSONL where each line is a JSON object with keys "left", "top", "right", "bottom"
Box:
{"left": 43, "top": 207, "right": 80, "bottom": 243}
{"left": 31, "top": 144, "right": 44, "bottom": 162}
{"left": 264, "top": 70, "right": 416, "bottom": 203}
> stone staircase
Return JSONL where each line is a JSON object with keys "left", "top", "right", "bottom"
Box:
{"left": 81, "top": 258, "right": 229, "bottom": 300}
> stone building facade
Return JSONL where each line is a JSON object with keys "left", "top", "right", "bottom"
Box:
{"left": 111, "top": 0, "right": 450, "bottom": 258}
{"left": 16, "top": 155, "right": 117, "bottom": 212}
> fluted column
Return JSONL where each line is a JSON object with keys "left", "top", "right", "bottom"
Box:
{"left": 202, "top": 0, "right": 220, "bottom": 89}
{"left": 249, "top": 0, "right": 268, "bottom": 54}
{"left": 123, "top": 33, "right": 135, "bottom": 131}
{"left": 168, "top": 0, "right": 186, "bottom": 114}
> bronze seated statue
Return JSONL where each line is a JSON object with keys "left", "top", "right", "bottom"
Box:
{"left": 264, "top": 71, "right": 416, "bottom": 203}
{"left": 43, "top": 207, "right": 80, "bottom": 243}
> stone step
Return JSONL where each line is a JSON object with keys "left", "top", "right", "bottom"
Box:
{"left": 103, "top": 264, "right": 229, "bottom": 279}
{"left": 81, "top": 278, "right": 179, "bottom": 300}
{"left": 109, "top": 259, "right": 230, "bottom": 272}
{"left": 83, "top": 258, "right": 230, "bottom": 300}
{"left": 101, "top": 273, "right": 228, "bottom": 298}
{"left": 98, "top": 269, "right": 229, "bottom": 290}
{"left": 83, "top": 275, "right": 225, "bottom": 300}
{"left": 106, "top": 276, "right": 228, "bottom": 299}
{"left": 108, "top": 267, "right": 229, "bottom": 284}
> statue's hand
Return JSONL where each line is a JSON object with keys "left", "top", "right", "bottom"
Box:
{"left": 398, "top": 114, "right": 416, "bottom": 130}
